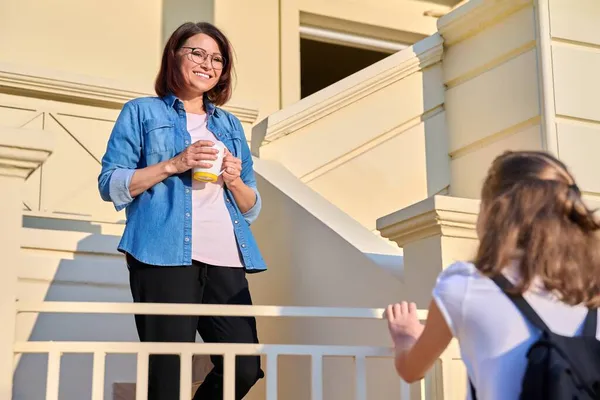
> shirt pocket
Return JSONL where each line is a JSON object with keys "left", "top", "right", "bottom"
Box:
{"left": 142, "top": 118, "right": 176, "bottom": 155}
{"left": 220, "top": 130, "right": 242, "bottom": 158}
{"left": 231, "top": 136, "right": 242, "bottom": 158}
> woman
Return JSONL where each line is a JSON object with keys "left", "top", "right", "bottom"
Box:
{"left": 385, "top": 151, "right": 600, "bottom": 399}
{"left": 98, "top": 22, "right": 265, "bottom": 400}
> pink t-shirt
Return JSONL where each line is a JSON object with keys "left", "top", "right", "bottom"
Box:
{"left": 187, "top": 113, "right": 243, "bottom": 268}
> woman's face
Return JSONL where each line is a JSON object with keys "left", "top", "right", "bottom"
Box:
{"left": 178, "top": 33, "right": 223, "bottom": 97}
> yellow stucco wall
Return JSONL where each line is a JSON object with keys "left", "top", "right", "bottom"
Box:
{"left": 0, "top": 0, "right": 449, "bottom": 128}
{"left": 0, "top": 0, "right": 452, "bottom": 223}
{"left": 0, "top": 0, "right": 163, "bottom": 89}
{"left": 438, "top": 0, "right": 600, "bottom": 202}
{"left": 548, "top": 0, "right": 600, "bottom": 199}
{"left": 440, "top": 0, "right": 544, "bottom": 199}
{"left": 0, "top": 93, "right": 122, "bottom": 220}
{"left": 213, "top": 0, "right": 281, "bottom": 121}
{"left": 255, "top": 34, "right": 450, "bottom": 232}
{"left": 6, "top": 0, "right": 600, "bottom": 398}
{"left": 299, "top": 0, "right": 441, "bottom": 38}
{"left": 0, "top": 1, "right": 455, "bottom": 398}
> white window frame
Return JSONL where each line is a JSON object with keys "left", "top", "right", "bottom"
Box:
{"left": 299, "top": 25, "right": 408, "bottom": 54}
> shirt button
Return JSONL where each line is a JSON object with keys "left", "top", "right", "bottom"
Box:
{"left": 186, "top": 188, "right": 190, "bottom": 194}
{"left": 241, "top": 244, "right": 246, "bottom": 248}
{"left": 185, "top": 140, "right": 190, "bottom": 145}
{"left": 234, "top": 220, "right": 238, "bottom": 224}
{"left": 186, "top": 213, "right": 190, "bottom": 218}
{"left": 185, "top": 237, "right": 190, "bottom": 242}
{"left": 226, "top": 198, "right": 230, "bottom": 202}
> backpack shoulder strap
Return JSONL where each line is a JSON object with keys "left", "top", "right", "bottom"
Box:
{"left": 469, "top": 379, "right": 477, "bottom": 400}
{"left": 491, "top": 274, "right": 551, "bottom": 334}
{"left": 582, "top": 308, "right": 598, "bottom": 338}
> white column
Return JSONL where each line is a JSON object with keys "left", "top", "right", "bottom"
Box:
{"left": 0, "top": 127, "right": 52, "bottom": 399}
{"left": 377, "top": 195, "right": 480, "bottom": 400}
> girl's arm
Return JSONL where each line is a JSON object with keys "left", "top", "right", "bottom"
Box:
{"left": 386, "top": 300, "right": 453, "bottom": 382}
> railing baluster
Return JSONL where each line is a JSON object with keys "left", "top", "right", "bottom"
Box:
{"left": 400, "top": 379, "right": 411, "bottom": 400}
{"left": 311, "top": 355, "right": 323, "bottom": 400}
{"left": 91, "top": 352, "right": 105, "bottom": 400}
{"left": 14, "top": 301, "right": 431, "bottom": 399}
{"left": 180, "top": 352, "right": 192, "bottom": 400}
{"left": 223, "top": 352, "right": 236, "bottom": 400}
{"left": 423, "top": 363, "right": 441, "bottom": 400}
{"left": 45, "top": 351, "right": 61, "bottom": 400}
{"left": 12, "top": 342, "right": 438, "bottom": 400}
{"left": 355, "top": 355, "right": 367, "bottom": 400}
{"left": 136, "top": 352, "right": 149, "bottom": 400}
{"left": 421, "top": 369, "right": 434, "bottom": 400}
{"left": 266, "top": 353, "right": 278, "bottom": 400}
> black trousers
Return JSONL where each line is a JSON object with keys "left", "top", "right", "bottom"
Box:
{"left": 127, "top": 254, "right": 264, "bottom": 400}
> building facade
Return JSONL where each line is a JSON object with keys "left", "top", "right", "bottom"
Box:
{"left": 1, "top": 0, "right": 598, "bottom": 399}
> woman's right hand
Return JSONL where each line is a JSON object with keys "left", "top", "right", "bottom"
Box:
{"left": 166, "top": 140, "right": 218, "bottom": 175}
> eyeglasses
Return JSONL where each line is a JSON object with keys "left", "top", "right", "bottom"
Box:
{"left": 181, "top": 47, "right": 225, "bottom": 70}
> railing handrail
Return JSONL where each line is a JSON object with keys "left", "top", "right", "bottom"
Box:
{"left": 15, "top": 301, "right": 429, "bottom": 320}
{"left": 14, "top": 341, "right": 394, "bottom": 357}
{"left": 14, "top": 302, "right": 432, "bottom": 400}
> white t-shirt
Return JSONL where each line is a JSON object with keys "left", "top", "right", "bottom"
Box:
{"left": 187, "top": 113, "right": 243, "bottom": 268}
{"left": 432, "top": 261, "right": 600, "bottom": 400}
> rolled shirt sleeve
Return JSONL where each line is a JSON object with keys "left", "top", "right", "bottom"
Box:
{"left": 234, "top": 115, "right": 262, "bottom": 225}
{"left": 241, "top": 187, "right": 262, "bottom": 225}
{"left": 107, "top": 168, "right": 136, "bottom": 211}
{"left": 98, "top": 101, "right": 141, "bottom": 211}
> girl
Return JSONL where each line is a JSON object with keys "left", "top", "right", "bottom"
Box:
{"left": 386, "top": 151, "right": 600, "bottom": 399}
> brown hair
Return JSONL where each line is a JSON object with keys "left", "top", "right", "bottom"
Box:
{"left": 475, "top": 150, "right": 600, "bottom": 307}
{"left": 155, "top": 22, "right": 234, "bottom": 106}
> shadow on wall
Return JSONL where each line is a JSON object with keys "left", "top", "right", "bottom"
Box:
{"left": 13, "top": 177, "right": 412, "bottom": 400}
{"left": 247, "top": 158, "right": 438, "bottom": 400}
{"left": 13, "top": 219, "right": 135, "bottom": 400}
{"left": 12, "top": 218, "right": 256, "bottom": 400}
{"left": 245, "top": 31, "right": 451, "bottom": 395}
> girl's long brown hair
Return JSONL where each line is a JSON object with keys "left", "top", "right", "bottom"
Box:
{"left": 475, "top": 151, "right": 600, "bottom": 307}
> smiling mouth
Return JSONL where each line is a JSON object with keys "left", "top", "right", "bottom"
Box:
{"left": 193, "top": 71, "right": 211, "bottom": 79}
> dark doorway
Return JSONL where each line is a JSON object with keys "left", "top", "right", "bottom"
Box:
{"left": 300, "top": 38, "right": 390, "bottom": 98}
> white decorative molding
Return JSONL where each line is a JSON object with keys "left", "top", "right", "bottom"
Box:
{"left": 0, "top": 63, "right": 260, "bottom": 124}
{"left": 0, "top": 126, "right": 52, "bottom": 179}
{"left": 299, "top": 106, "right": 445, "bottom": 183}
{"left": 437, "top": 0, "right": 533, "bottom": 45}
{"left": 0, "top": 64, "right": 149, "bottom": 108}
{"left": 258, "top": 33, "right": 444, "bottom": 144}
{"left": 222, "top": 104, "right": 260, "bottom": 125}
{"left": 376, "top": 195, "right": 480, "bottom": 247}
{"left": 299, "top": 25, "right": 409, "bottom": 53}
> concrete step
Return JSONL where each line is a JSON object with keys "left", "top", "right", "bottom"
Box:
{"left": 112, "top": 355, "right": 212, "bottom": 399}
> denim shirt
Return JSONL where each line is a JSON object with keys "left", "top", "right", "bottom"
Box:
{"left": 98, "top": 94, "right": 266, "bottom": 272}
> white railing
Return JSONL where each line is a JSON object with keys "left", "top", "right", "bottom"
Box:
{"left": 15, "top": 302, "right": 434, "bottom": 400}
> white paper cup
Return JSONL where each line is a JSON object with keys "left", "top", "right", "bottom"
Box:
{"left": 192, "top": 141, "right": 225, "bottom": 183}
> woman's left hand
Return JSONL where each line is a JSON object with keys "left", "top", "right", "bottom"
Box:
{"left": 222, "top": 149, "right": 242, "bottom": 185}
